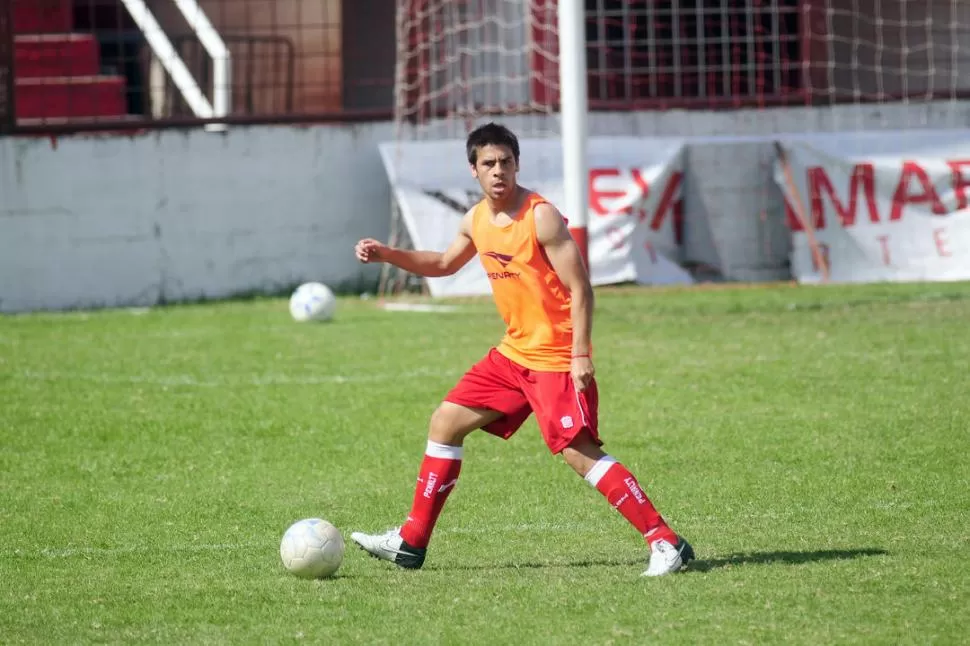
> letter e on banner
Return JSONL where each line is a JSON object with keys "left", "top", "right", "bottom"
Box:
{"left": 589, "top": 168, "right": 625, "bottom": 216}
{"left": 934, "top": 228, "right": 951, "bottom": 257}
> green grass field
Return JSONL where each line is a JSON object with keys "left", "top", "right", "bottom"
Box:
{"left": 2, "top": 282, "right": 968, "bottom": 645}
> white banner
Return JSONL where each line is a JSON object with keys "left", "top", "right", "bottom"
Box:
{"left": 378, "top": 137, "right": 692, "bottom": 297}
{"left": 775, "top": 131, "right": 970, "bottom": 283}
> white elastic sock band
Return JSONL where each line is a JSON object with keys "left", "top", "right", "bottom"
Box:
{"left": 426, "top": 440, "right": 464, "bottom": 460}
{"left": 584, "top": 456, "right": 617, "bottom": 487}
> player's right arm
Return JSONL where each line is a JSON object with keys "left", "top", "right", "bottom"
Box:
{"left": 355, "top": 210, "right": 477, "bottom": 277}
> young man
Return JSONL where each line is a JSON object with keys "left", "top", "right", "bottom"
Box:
{"left": 352, "top": 122, "right": 693, "bottom": 577}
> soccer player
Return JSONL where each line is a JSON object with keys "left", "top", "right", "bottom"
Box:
{"left": 351, "top": 122, "right": 693, "bottom": 577}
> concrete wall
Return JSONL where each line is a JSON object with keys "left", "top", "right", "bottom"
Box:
{"left": 0, "top": 122, "right": 392, "bottom": 313}
{"left": 4, "top": 100, "right": 970, "bottom": 313}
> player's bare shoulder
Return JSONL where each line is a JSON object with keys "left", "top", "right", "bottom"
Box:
{"left": 458, "top": 206, "right": 477, "bottom": 239}
{"left": 533, "top": 201, "right": 570, "bottom": 244}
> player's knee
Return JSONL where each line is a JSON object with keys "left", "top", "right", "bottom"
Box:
{"left": 561, "top": 431, "right": 606, "bottom": 476}
{"left": 561, "top": 446, "right": 594, "bottom": 476}
{"left": 428, "top": 403, "right": 473, "bottom": 445}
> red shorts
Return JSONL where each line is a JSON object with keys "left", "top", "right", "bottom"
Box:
{"left": 444, "top": 348, "right": 601, "bottom": 454}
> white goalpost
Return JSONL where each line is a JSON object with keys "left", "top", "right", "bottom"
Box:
{"left": 557, "top": 0, "right": 589, "bottom": 266}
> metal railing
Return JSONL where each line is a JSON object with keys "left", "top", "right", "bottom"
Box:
{"left": 168, "top": 34, "right": 294, "bottom": 117}
{"left": 2, "top": 0, "right": 384, "bottom": 135}
{"left": 121, "top": 0, "right": 229, "bottom": 127}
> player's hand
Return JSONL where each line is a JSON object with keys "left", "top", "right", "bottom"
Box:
{"left": 571, "top": 356, "right": 595, "bottom": 392}
{"left": 355, "top": 238, "right": 387, "bottom": 263}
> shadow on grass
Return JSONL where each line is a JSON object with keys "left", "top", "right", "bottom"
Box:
{"left": 426, "top": 557, "right": 645, "bottom": 572}
{"left": 420, "top": 548, "right": 888, "bottom": 573}
{"left": 688, "top": 547, "right": 889, "bottom": 573}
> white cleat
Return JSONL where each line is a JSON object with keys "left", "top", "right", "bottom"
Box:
{"left": 350, "top": 527, "right": 426, "bottom": 569}
{"left": 642, "top": 537, "right": 695, "bottom": 577}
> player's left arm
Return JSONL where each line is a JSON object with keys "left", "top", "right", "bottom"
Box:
{"left": 534, "top": 202, "right": 595, "bottom": 391}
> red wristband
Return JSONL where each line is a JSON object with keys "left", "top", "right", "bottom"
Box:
{"left": 572, "top": 353, "right": 591, "bottom": 359}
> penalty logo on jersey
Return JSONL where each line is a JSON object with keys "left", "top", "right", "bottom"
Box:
{"left": 482, "top": 251, "right": 514, "bottom": 268}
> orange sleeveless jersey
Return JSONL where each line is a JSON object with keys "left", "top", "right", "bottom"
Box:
{"left": 470, "top": 192, "right": 573, "bottom": 372}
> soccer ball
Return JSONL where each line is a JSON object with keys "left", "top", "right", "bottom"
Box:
{"left": 289, "top": 282, "right": 336, "bottom": 322}
{"left": 279, "top": 518, "right": 345, "bottom": 579}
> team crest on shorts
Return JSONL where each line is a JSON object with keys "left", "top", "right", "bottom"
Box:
{"left": 560, "top": 415, "right": 574, "bottom": 429}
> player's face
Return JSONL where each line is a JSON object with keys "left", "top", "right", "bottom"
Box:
{"left": 471, "top": 144, "right": 518, "bottom": 201}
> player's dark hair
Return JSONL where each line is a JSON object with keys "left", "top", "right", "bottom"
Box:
{"left": 466, "top": 122, "right": 520, "bottom": 165}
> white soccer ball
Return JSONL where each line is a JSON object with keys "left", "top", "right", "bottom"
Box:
{"left": 289, "top": 282, "right": 336, "bottom": 322}
{"left": 280, "top": 518, "right": 345, "bottom": 579}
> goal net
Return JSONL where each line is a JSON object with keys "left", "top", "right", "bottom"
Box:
{"left": 394, "top": 1, "right": 970, "bottom": 132}
{"left": 393, "top": 0, "right": 558, "bottom": 142}
{"left": 382, "top": 0, "right": 970, "bottom": 296}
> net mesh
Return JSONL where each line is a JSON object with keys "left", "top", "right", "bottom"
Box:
{"left": 813, "top": 1, "right": 969, "bottom": 101}
{"left": 393, "top": 0, "right": 559, "bottom": 141}
{"left": 394, "top": 0, "right": 970, "bottom": 139}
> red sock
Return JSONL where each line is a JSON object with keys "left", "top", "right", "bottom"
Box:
{"left": 585, "top": 456, "right": 677, "bottom": 545}
{"left": 399, "top": 441, "right": 463, "bottom": 549}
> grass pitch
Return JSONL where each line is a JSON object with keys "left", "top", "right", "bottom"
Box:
{"left": 2, "top": 282, "right": 968, "bottom": 645}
